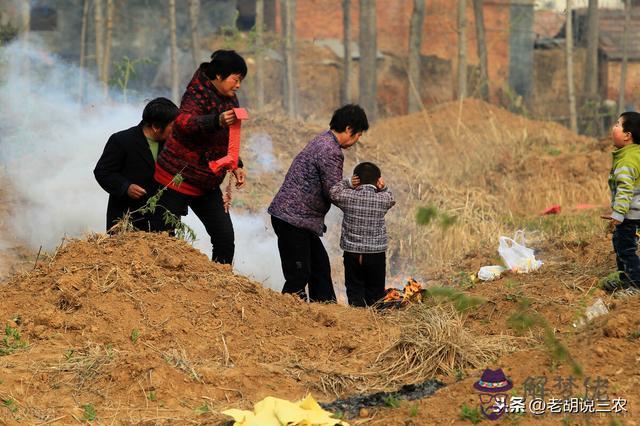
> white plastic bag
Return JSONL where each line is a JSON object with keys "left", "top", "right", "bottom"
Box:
{"left": 498, "top": 230, "right": 543, "bottom": 273}
{"left": 478, "top": 265, "right": 506, "bottom": 281}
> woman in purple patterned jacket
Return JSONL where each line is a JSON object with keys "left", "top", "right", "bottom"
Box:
{"left": 268, "top": 105, "right": 369, "bottom": 302}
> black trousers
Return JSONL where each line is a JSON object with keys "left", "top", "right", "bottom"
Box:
{"left": 613, "top": 219, "right": 640, "bottom": 285}
{"left": 153, "top": 187, "right": 234, "bottom": 264}
{"left": 343, "top": 251, "right": 386, "bottom": 307}
{"left": 271, "top": 215, "right": 336, "bottom": 303}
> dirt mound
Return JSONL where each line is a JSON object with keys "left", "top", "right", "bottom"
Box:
{"left": 0, "top": 220, "right": 637, "bottom": 425}
{"left": 0, "top": 232, "right": 396, "bottom": 423}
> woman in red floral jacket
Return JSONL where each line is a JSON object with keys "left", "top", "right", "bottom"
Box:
{"left": 153, "top": 50, "right": 247, "bottom": 264}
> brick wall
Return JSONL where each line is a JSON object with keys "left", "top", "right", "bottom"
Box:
{"left": 605, "top": 61, "right": 640, "bottom": 109}
{"left": 277, "top": 0, "right": 513, "bottom": 97}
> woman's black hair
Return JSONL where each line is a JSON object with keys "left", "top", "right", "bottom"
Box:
{"left": 204, "top": 49, "right": 248, "bottom": 80}
{"left": 329, "top": 104, "right": 369, "bottom": 134}
{"left": 142, "top": 97, "right": 179, "bottom": 129}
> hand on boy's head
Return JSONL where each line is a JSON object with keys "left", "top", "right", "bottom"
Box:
{"left": 351, "top": 175, "right": 360, "bottom": 187}
{"left": 376, "top": 177, "right": 385, "bottom": 190}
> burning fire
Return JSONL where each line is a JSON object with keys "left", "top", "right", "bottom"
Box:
{"left": 382, "top": 277, "right": 423, "bottom": 305}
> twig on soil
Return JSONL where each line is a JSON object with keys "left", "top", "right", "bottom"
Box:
{"left": 33, "top": 245, "right": 42, "bottom": 270}
{"left": 48, "top": 236, "right": 67, "bottom": 265}
{"left": 38, "top": 415, "right": 67, "bottom": 425}
{"left": 221, "top": 333, "right": 232, "bottom": 367}
{"left": 137, "top": 379, "right": 148, "bottom": 409}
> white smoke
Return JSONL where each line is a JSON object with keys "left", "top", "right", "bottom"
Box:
{"left": 186, "top": 212, "right": 284, "bottom": 291}
{"left": 245, "top": 133, "right": 279, "bottom": 173}
{"left": 0, "top": 38, "right": 286, "bottom": 290}
{"left": 0, "top": 39, "right": 137, "bottom": 246}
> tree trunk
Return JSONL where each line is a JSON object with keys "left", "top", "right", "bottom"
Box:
{"left": 341, "top": 0, "right": 352, "bottom": 105}
{"left": 169, "top": 0, "right": 179, "bottom": 104}
{"left": 457, "top": 0, "right": 467, "bottom": 101}
{"left": 359, "top": 0, "right": 377, "bottom": 121}
{"left": 102, "top": 0, "right": 114, "bottom": 96}
{"left": 79, "top": 0, "right": 90, "bottom": 100}
{"left": 408, "top": 0, "right": 425, "bottom": 113}
{"left": 281, "top": 0, "right": 298, "bottom": 118}
{"left": 21, "top": 0, "right": 29, "bottom": 39}
{"left": 618, "top": 0, "right": 631, "bottom": 115}
{"left": 94, "top": 0, "right": 104, "bottom": 83}
{"left": 473, "top": 0, "right": 489, "bottom": 101}
{"left": 21, "top": 0, "right": 30, "bottom": 82}
{"left": 566, "top": 0, "right": 578, "bottom": 132}
{"left": 255, "top": 0, "right": 265, "bottom": 110}
{"left": 188, "top": 0, "right": 201, "bottom": 67}
{"left": 584, "top": 0, "right": 598, "bottom": 97}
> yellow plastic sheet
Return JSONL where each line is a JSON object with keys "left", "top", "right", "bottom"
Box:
{"left": 223, "top": 394, "right": 349, "bottom": 426}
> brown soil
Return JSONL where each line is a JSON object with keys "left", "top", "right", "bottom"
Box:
{"left": 1, "top": 100, "right": 637, "bottom": 425}
{"left": 1, "top": 230, "right": 638, "bottom": 424}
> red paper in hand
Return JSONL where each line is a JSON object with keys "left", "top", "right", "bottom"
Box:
{"left": 209, "top": 107, "right": 249, "bottom": 174}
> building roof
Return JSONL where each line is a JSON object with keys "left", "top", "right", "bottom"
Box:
{"left": 594, "top": 8, "right": 640, "bottom": 60}
{"left": 570, "top": 7, "right": 640, "bottom": 60}
{"left": 533, "top": 10, "right": 565, "bottom": 40}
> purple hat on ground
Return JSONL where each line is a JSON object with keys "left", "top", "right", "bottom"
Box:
{"left": 473, "top": 368, "right": 513, "bottom": 393}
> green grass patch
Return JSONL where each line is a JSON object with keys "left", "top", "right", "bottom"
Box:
{"left": 0, "top": 324, "right": 28, "bottom": 356}
{"left": 459, "top": 404, "right": 481, "bottom": 424}
{"left": 81, "top": 404, "right": 97, "bottom": 422}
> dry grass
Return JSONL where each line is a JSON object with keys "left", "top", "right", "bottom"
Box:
{"left": 343, "top": 99, "right": 610, "bottom": 274}
{"left": 370, "top": 304, "right": 516, "bottom": 387}
{"left": 49, "top": 343, "right": 117, "bottom": 392}
{"left": 237, "top": 99, "right": 609, "bottom": 279}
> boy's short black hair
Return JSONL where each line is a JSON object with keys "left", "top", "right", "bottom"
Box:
{"left": 330, "top": 104, "right": 369, "bottom": 134}
{"left": 205, "top": 49, "right": 248, "bottom": 80}
{"left": 142, "top": 97, "right": 179, "bottom": 130}
{"left": 621, "top": 111, "right": 640, "bottom": 144}
{"left": 353, "top": 162, "right": 381, "bottom": 186}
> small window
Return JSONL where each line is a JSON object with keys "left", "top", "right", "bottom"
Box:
{"left": 30, "top": 6, "right": 57, "bottom": 31}
{"left": 236, "top": 0, "right": 256, "bottom": 31}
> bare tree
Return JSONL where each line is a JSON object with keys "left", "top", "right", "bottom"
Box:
{"left": 79, "top": 0, "right": 90, "bottom": 100}
{"left": 102, "top": 0, "right": 114, "bottom": 95}
{"left": 94, "top": 0, "right": 104, "bottom": 82}
{"left": 188, "top": 0, "right": 201, "bottom": 67}
{"left": 21, "top": 0, "right": 29, "bottom": 40}
{"left": 21, "top": 0, "right": 30, "bottom": 80}
{"left": 408, "top": 0, "right": 425, "bottom": 113}
{"left": 584, "top": 0, "right": 599, "bottom": 98}
{"left": 473, "top": 0, "right": 489, "bottom": 101}
{"left": 255, "top": 0, "right": 265, "bottom": 110}
{"left": 566, "top": 0, "right": 578, "bottom": 132}
{"left": 618, "top": 0, "right": 631, "bottom": 115}
{"left": 457, "top": 0, "right": 467, "bottom": 100}
{"left": 169, "top": 0, "right": 179, "bottom": 104}
{"left": 281, "top": 0, "right": 298, "bottom": 118}
{"left": 341, "top": 0, "right": 352, "bottom": 105}
{"left": 359, "top": 0, "right": 377, "bottom": 121}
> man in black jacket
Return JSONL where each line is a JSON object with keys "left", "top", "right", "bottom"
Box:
{"left": 94, "top": 97, "right": 179, "bottom": 232}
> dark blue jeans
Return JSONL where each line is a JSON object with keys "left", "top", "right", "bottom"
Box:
{"left": 612, "top": 219, "right": 640, "bottom": 286}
